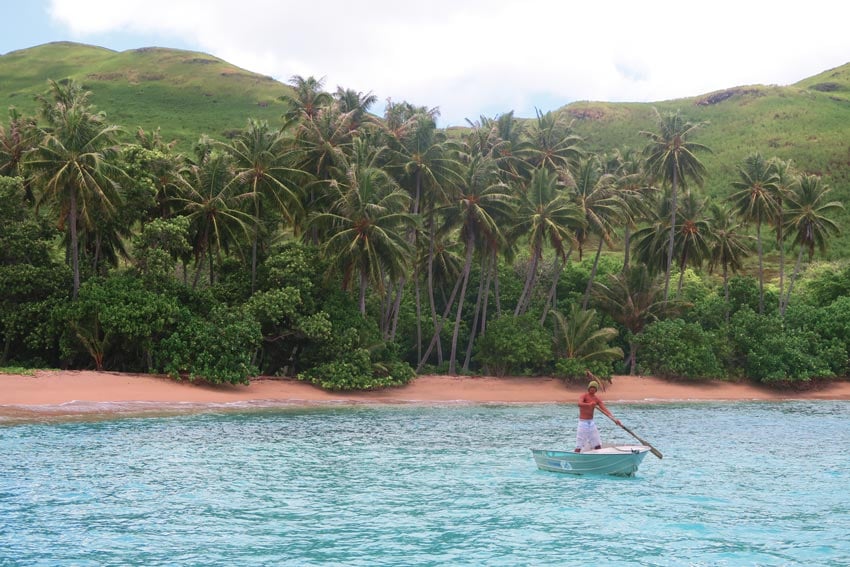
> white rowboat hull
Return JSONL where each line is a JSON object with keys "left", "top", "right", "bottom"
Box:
{"left": 531, "top": 446, "right": 650, "bottom": 477}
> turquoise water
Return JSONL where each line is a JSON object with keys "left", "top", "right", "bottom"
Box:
{"left": 1, "top": 402, "right": 848, "bottom": 566}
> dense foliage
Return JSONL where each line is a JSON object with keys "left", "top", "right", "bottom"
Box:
{"left": 1, "top": 73, "right": 847, "bottom": 389}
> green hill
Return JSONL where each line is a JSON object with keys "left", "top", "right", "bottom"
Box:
{"left": 0, "top": 42, "right": 291, "bottom": 149}
{"left": 556, "top": 67, "right": 850, "bottom": 257}
{"left": 2, "top": 42, "right": 849, "bottom": 255}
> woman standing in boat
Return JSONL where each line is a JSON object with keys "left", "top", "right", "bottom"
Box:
{"left": 575, "top": 371, "right": 621, "bottom": 452}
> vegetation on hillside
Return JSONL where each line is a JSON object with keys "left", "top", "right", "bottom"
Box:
{"left": 1, "top": 44, "right": 849, "bottom": 388}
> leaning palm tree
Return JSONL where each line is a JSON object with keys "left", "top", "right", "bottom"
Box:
{"left": 26, "top": 80, "right": 125, "bottom": 299}
{"left": 427, "top": 154, "right": 514, "bottom": 374}
{"left": 384, "top": 104, "right": 464, "bottom": 360}
{"left": 781, "top": 174, "right": 843, "bottom": 314}
{"left": 569, "top": 155, "right": 623, "bottom": 308}
{"left": 641, "top": 109, "right": 710, "bottom": 303}
{"left": 609, "top": 148, "right": 656, "bottom": 273}
{"left": 728, "top": 152, "right": 780, "bottom": 313}
{"left": 511, "top": 167, "right": 583, "bottom": 317}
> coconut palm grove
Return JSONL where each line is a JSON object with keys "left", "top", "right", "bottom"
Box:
{"left": 1, "top": 64, "right": 849, "bottom": 389}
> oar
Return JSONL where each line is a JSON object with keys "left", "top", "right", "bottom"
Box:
{"left": 601, "top": 413, "right": 663, "bottom": 459}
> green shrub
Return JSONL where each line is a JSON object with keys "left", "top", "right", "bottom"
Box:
{"left": 159, "top": 305, "right": 261, "bottom": 385}
{"left": 474, "top": 314, "right": 552, "bottom": 376}
{"left": 634, "top": 319, "right": 724, "bottom": 380}
{"left": 297, "top": 349, "right": 414, "bottom": 390}
{"left": 729, "top": 307, "right": 835, "bottom": 384}
{"left": 554, "top": 358, "right": 614, "bottom": 380}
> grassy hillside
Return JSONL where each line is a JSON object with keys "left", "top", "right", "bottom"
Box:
{"left": 559, "top": 68, "right": 850, "bottom": 258}
{"left": 0, "top": 42, "right": 291, "bottom": 149}
{"left": 2, "top": 42, "right": 849, "bottom": 255}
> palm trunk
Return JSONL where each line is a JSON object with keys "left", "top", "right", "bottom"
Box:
{"left": 463, "top": 255, "right": 488, "bottom": 370}
{"left": 664, "top": 171, "right": 678, "bottom": 304}
{"left": 359, "top": 270, "right": 368, "bottom": 315}
{"left": 676, "top": 249, "right": 689, "bottom": 296}
{"left": 388, "top": 279, "right": 405, "bottom": 341}
{"left": 582, "top": 237, "right": 605, "bottom": 309}
{"left": 417, "top": 267, "right": 466, "bottom": 372}
{"left": 515, "top": 246, "right": 541, "bottom": 316}
{"left": 480, "top": 253, "right": 494, "bottom": 335}
{"left": 622, "top": 225, "right": 632, "bottom": 273}
{"left": 776, "top": 198, "right": 784, "bottom": 313}
{"left": 723, "top": 262, "right": 730, "bottom": 323}
{"left": 756, "top": 220, "right": 764, "bottom": 314}
{"left": 541, "top": 248, "right": 573, "bottom": 325}
{"left": 781, "top": 245, "right": 805, "bottom": 316}
{"left": 425, "top": 211, "right": 443, "bottom": 363}
{"left": 251, "top": 196, "right": 260, "bottom": 293}
{"left": 494, "top": 254, "right": 502, "bottom": 317}
{"left": 449, "top": 234, "right": 475, "bottom": 375}
{"left": 69, "top": 191, "right": 80, "bottom": 299}
{"left": 414, "top": 275, "right": 423, "bottom": 364}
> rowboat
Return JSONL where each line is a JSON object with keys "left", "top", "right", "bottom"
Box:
{"left": 531, "top": 445, "right": 650, "bottom": 477}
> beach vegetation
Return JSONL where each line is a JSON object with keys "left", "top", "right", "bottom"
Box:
{"left": 1, "top": 44, "right": 849, "bottom": 388}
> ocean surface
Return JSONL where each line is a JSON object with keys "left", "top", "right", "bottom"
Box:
{"left": 1, "top": 401, "right": 848, "bottom": 566}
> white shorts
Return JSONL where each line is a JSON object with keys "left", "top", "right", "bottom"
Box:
{"left": 575, "top": 419, "right": 602, "bottom": 452}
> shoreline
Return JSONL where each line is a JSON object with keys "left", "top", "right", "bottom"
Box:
{"left": 3, "top": 370, "right": 850, "bottom": 421}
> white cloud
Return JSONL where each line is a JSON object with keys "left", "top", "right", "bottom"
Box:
{"left": 47, "top": 0, "right": 850, "bottom": 126}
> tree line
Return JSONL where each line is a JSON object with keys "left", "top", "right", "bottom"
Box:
{"left": 0, "top": 76, "right": 846, "bottom": 387}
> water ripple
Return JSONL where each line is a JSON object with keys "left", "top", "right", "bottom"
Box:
{"left": 1, "top": 402, "right": 848, "bottom": 565}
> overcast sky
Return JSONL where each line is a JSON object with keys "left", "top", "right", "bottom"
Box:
{"left": 3, "top": 0, "right": 850, "bottom": 126}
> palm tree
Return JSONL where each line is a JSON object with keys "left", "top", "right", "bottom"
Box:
{"left": 768, "top": 158, "right": 797, "bottom": 305}
{"left": 224, "top": 119, "right": 305, "bottom": 291}
{"left": 0, "top": 108, "right": 38, "bottom": 179}
{"left": 672, "top": 191, "right": 712, "bottom": 295}
{"left": 282, "top": 75, "right": 333, "bottom": 122}
{"left": 511, "top": 168, "right": 583, "bottom": 316}
{"left": 519, "top": 109, "right": 583, "bottom": 173}
{"left": 592, "top": 265, "right": 680, "bottom": 374}
{"left": 550, "top": 305, "right": 624, "bottom": 368}
{"left": 781, "top": 174, "right": 843, "bottom": 314}
{"left": 608, "top": 148, "right": 656, "bottom": 273}
{"left": 728, "top": 152, "right": 779, "bottom": 313}
{"left": 631, "top": 189, "right": 671, "bottom": 275}
{"left": 177, "top": 150, "right": 254, "bottom": 288}
{"left": 641, "top": 109, "right": 710, "bottom": 303}
{"left": 26, "top": 80, "right": 125, "bottom": 298}
{"left": 334, "top": 87, "right": 378, "bottom": 130}
{"left": 434, "top": 154, "right": 514, "bottom": 374}
{"left": 569, "top": 155, "right": 623, "bottom": 308}
{"left": 384, "top": 103, "right": 463, "bottom": 360}
{"left": 706, "top": 203, "right": 752, "bottom": 318}
{"left": 292, "top": 105, "right": 357, "bottom": 240}
{"left": 310, "top": 140, "right": 417, "bottom": 314}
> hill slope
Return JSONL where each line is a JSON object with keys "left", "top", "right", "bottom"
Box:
{"left": 0, "top": 42, "right": 291, "bottom": 148}
{"left": 2, "top": 42, "right": 849, "bottom": 256}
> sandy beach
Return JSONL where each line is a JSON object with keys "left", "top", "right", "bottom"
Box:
{"left": 2, "top": 370, "right": 850, "bottom": 420}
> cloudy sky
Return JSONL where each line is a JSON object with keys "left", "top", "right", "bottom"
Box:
{"left": 3, "top": 0, "right": 850, "bottom": 126}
